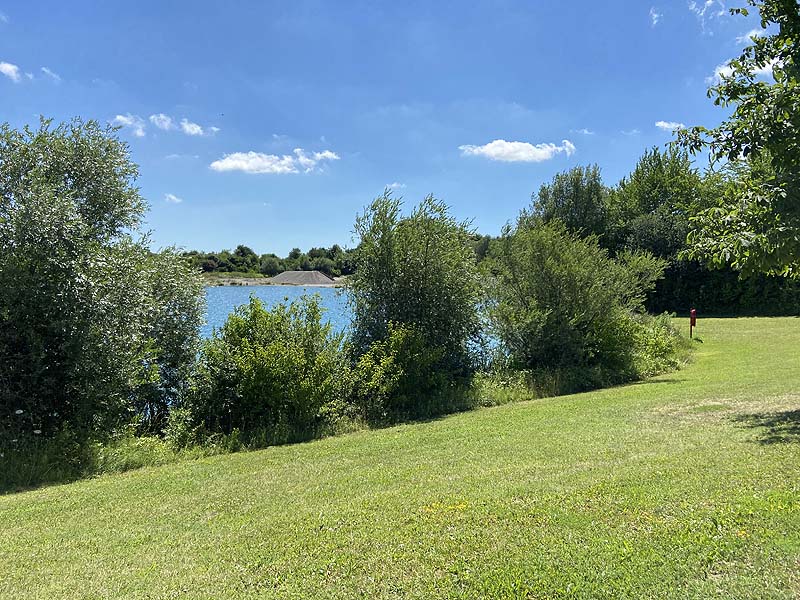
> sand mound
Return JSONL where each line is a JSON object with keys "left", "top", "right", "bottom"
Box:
{"left": 269, "top": 270, "right": 336, "bottom": 285}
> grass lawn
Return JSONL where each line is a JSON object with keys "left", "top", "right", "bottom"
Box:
{"left": 1, "top": 317, "right": 798, "bottom": 599}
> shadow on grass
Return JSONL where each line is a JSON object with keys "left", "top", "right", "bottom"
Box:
{"left": 629, "top": 378, "right": 685, "bottom": 386}
{"left": 733, "top": 410, "right": 800, "bottom": 444}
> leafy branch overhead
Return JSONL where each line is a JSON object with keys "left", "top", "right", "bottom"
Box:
{"left": 677, "top": 0, "right": 800, "bottom": 278}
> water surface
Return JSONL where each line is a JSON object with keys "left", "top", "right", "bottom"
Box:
{"left": 203, "top": 285, "right": 351, "bottom": 338}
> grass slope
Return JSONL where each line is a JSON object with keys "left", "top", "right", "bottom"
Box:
{"left": 1, "top": 318, "right": 799, "bottom": 599}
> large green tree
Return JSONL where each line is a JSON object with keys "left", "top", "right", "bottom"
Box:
{"left": 0, "top": 119, "right": 205, "bottom": 455}
{"left": 678, "top": 0, "right": 800, "bottom": 277}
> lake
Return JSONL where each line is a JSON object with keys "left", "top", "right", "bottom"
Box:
{"left": 202, "top": 285, "right": 351, "bottom": 338}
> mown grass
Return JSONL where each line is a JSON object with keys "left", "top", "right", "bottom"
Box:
{"left": 0, "top": 317, "right": 798, "bottom": 599}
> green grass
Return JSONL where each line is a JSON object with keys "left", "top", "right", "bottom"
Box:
{"left": 1, "top": 318, "right": 798, "bottom": 598}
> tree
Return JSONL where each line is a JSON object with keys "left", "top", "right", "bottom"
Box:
{"left": 0, "top": 118, "right": 205, "bottom": 456}
{"left": 530, "top": 165, "right": 609, "bottom": 240}
{"left": 611, "top": 147, "right": 703, "bottom": 258}
{"left": 677, "top": 0, "right": 800, "bottom": 277}
{"left": 347, "top": 192, "right": 482, "bottom": 417}
{"left": 259, "top": 254, "right": 281, "bottom": 276}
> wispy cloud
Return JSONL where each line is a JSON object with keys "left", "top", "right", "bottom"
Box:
{"left": 621, "top": 129, "right": 641, "bottom": 136}
{"left": 655, "top": 120, "right": 686, "bottom": 131}
{"left": 571, "top": 128, "right": 595, "bottom": 135}
{"left": 649, "top": 7, "right": 662, "bottom": 26}
{"left": 387, "top": 182, "right": 406, "bottom": 190}
{"left": 0, "top": 61, "right": 21, "bottom": 82}
{"left": 149, "top": 113, "right": 175, "bottom": 130}
{"left": 165, "top": 153, "right": 200, "bottom": 160}
{"left": 688, "top": 0, "right": 726, "bottom": 33}
{"left": 458, "top": 139, "right": 576, "bottom": 163}
{"left": 736, "top": 28, "right": 765, "bottom": 44}
{"left": 40, "top": 66, "right": 61, "bottom": 82}
{"left": 164, "top": 193, "right": 183, "bottom": 204}
{"left": 180, "top": 118, "right": 204, "bottom": 136}
{"left": 111, "top": 113, "right": 146, "bottom": 137}
{"left": 0, "top": 12, "right": 8, "bottom": 24}
{"left": 210, "top": 148, "right": 340, "bottom": 174}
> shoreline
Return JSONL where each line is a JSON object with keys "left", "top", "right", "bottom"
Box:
{"left": 204, "top": 277, "right": 344, "bottom": 288}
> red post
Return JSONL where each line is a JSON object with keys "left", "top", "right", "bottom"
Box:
{"left": 690, "top": 308, "right": 697, "bottom": 339}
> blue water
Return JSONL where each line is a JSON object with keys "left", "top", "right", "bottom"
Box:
{"left": 202, "top": 285, "right": 352, "bottom": 338}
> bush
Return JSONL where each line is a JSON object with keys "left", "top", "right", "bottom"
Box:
{"left": 486, "top": 219, "right": 670, "bottom": 387}
{"left": 348, "top": 192, "right": 483, "bottom": 421}
{"left": 631, "top": 313, "right": 692, "bottom": 378}
{"left": 185, "top": 295, "right": 349, "bottom": 446}
{"left": 351, "top": 323, "right": 474, "bottom": 423}
{"left": 0, "top": 118, "right": 205, "bottom": 474}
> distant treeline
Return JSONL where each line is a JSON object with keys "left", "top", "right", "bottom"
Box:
{"left": 182, "top": 245, "right": 357, "bottom": 278}
{"left": 184, "top": 238, "right": 493, "bottom": 280}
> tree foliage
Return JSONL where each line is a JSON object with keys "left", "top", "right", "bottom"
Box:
{"left": 347, "top": 192, "right": 482, "bottom": 417}
{"left": 486, "top": 217, "right": 668, "bottom": 386}
{"left": 531, "top": 165, "right": 609, "bottom": 240}
{"left": 677, "top": 0, "right": 800, "bottom": 277}
{"left": 186, "top": 296, "right": 348, "bottom": 444}
{"left": 0, "top": 118, "right": 205, "bottom": 453}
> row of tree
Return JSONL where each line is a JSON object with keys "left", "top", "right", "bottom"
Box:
{"left": 182, "top": 244, "right": 356, "bottom": 278}
{"left": 529, "top": 150, "right": 800, "bottom": 315}
{"left": 0, "top": 119, "right": 687, "bottom": 489}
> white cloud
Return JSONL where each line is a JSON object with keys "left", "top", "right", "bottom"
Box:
{"left": 621, "top": 129, "right": 641, "bottom": 136}
{"left": 0, "top": 61, "right": 21, "bottom": 82}
{"left": 706, "top": 57, "right": 778, "bottom": 84}
{"left": 40, "top": 66, "right": 60, "bottom": 82}
{"left": 164, "top": 193, "right": 183, "bottom": 204}
{"left": 387, "top": 182, "right": 406, "bottom": 190}
{"left": 111, "top": 113, "right": 146, "bottom": 137}
{"left": 0, "top": 12, "right": 8, "bottom": 24}
{"left": 736, "top": 28, "right": 765, "bottom": 44}
{"left": 458, "top": 139, "right": 576, "bottom": 163}
{"left": 149, "top": 113, "right": 174, "bottom": 130}
{"left": 649, "top": 7, "right": 662, "bottom": 26}
{"left": 754, "top": 57, "right": 780, "bottom": 77}
{"left": 209, "top": 126, "right": 221, "bottom": 134}
{"left": 655, "top": 120, "right": 686, "bottom": 131}
{"left": 180, "top": 118, "right": 204, "bottom": 136}
{"left": 688, "top": 0, "right": 726, "bottom": 32}
{"left": 210, "top": 148, "right": 340, "bottom": 174}
{"left": 706, "top": 62, "right": 735, "bottom": 83}
{"left": 165, "top": 153, "right": 200, "bottom": 160}
{"left": 571, "top": 128, "right": 595, "bottom": 135}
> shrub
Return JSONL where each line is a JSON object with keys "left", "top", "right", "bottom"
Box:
{"left": 347, "top": 192, "right": 483, "bottom": 420}
{"left": 486, "top": 219, "right": 669, "bottom": 387}
{"left": 186, "top": 295, "right": 349, "bottom": 445}
{"left": 350, "top": 323, "right": 473, "bottom": 423}
{"left": 631, "top": 313, "right": 692, "bottom": 378}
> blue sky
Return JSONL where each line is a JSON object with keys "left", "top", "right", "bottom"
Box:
{"left": 0, "top": 1, "right": 766, "bottom": 255}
